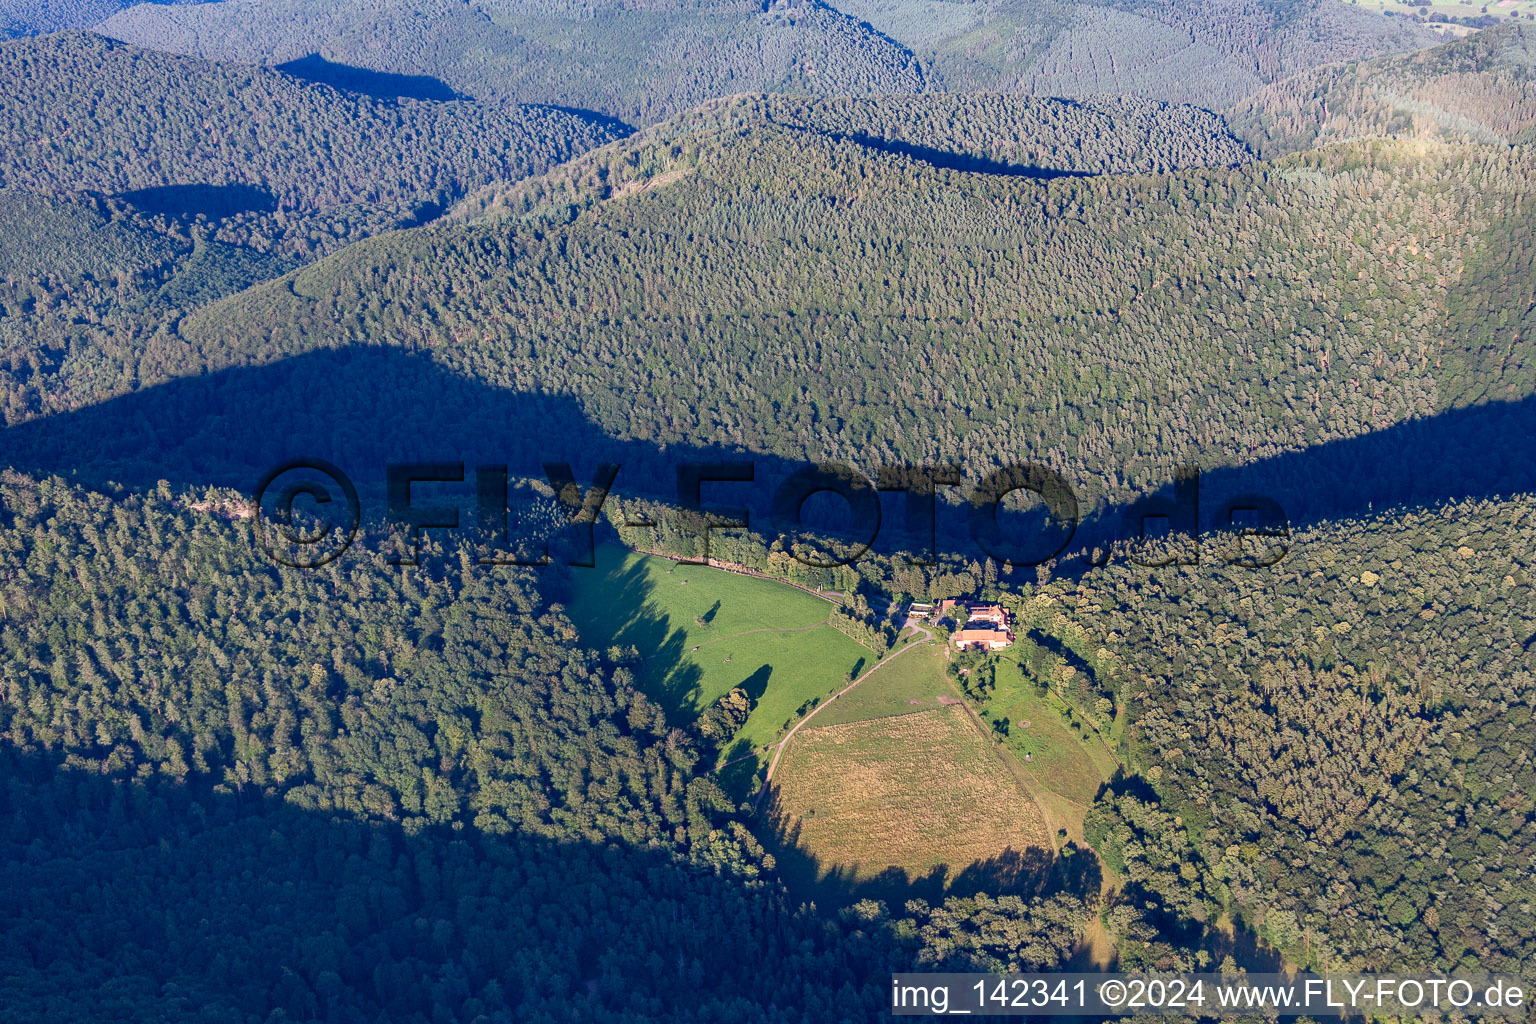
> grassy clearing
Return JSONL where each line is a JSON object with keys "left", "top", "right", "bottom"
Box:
{"left": 564, "top": 544, "right": 876, "bottom": 757}
{"left": 980, "top": 660, "right": 1120, "bottom": 814}
{"left": 770, "top": 704, "right": 1051, "bottom": 886}
{"left": 807, "top": 639, "right": 948, "bottom": 728}
{"left": 1343, "top": 0, "right": 1520, "bottom": 33}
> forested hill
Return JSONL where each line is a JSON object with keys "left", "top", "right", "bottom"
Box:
{"left": 0, "top": 0, "right": 137, "bottom": 37}
{"left": 0, "top": 32, "right": 626, "bottom": 254}
{"left": 1230, "top": 21, "right": 1536, "bottom": 156}
{"left": 0, "top": 31, "right": 624, "bottom": 424}
{"left": 2, "top": 86, "right": 1536, "bottom": 1017}
{"left": 764, "top": 94, "right": 1253, "bottom": 176}
{"left": 839, "top": 0, "right": 1438, "bottom": 108}
{"left": 95, "top": 0, "right": 928, "bottom": 124}
{"left": 3, "top": 10, "right": 1536, "bottom": 1021}
{"left": 453, "top": 93, "right": 1255, "bottom": 226}
{"left": 90, "top": 0, "right": 1438, "bottom": 121}
{"left": 131, "top": 98, "right": 1536, "bottom": 520}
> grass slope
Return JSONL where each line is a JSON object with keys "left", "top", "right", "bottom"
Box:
{"left": 806, "top": 639, "right": 949, "bottom": 729}
{"left": 770, "top": 703, "right": 1050, "bottom": 888}
{"left": 563, "top": 544, "right": 875, "bottom": 756}
{"left": 981, "top": 669, "right": 1119, "bottom": 809}
{"left": 808, "top": 633, "right": 1117, "bottom": 845}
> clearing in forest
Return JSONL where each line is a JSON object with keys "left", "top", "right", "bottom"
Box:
{"left": 770, "top": 703, "right": 1051, "bottom": 887}
{"left": 564, "top": 544, "right": 876, "bottom": 758}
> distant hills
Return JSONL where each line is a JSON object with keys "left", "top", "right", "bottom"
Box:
{"left": 763, "top": 94, "right": 1252, "bottom": 175}
{"left": 94, "top": 0, "right": 927, "bottom": 123}
{"left": 0, "top": 32, "right": 625, "bottom": 251}
{"left": 1232, "top": 20, "right": 1536, "bottom": 155}
{"left": 0, "top": 0, "right": 140, "bottom": 37}
{"left": 839, "top": 0, "right": 1439, "bottom": 107}
{"left": 75, "top": 0, "right": 1439, "bottom": 121}
{"left": 0, "top": 31, "right": 624, "bottom": 422}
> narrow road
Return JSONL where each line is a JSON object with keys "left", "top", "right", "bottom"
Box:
{"left": 753, "top": 621, "right": 933, "bottom": 809}
{"left": 715, "top": 747, "right": 764, "bottom": 771}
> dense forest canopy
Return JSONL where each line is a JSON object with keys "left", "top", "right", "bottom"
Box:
{"left": 0, "top": 31, "right": 623, "bottom": 425}
{"left": 82, "top": 0, "right": 1438, "bottom": 119}
{"left": 0, "top": 0, "right": 137, "bottom": 37}
{"left": 1231, "top": 21, "right": 1536, "bottom": 155}
{"left": 3, "top": 7, "right": 1536, "bottom": 1023}
{"left": 763, "top": 93, "right": 1254, "bottom": 174}
{"left": 141, "top": 95, "right": 1536, "bottom": 521}
{"left": 1079, "top": 494, "right": 1536, "bottom": 977}
{"left": 0, "top": 32, "right": 624, "bottom": 253}
{"left": 94, "top": 0, "right": 927, "bottom": 123}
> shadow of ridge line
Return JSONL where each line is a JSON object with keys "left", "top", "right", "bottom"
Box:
{"left": 4, "top": 347, "right": 1536, "bottom": 566}
{"left": 0, "top": 345, "right": 819, "bottom": 502}
{"left": 1065, "top": 393, "right": 1536, "bottom": 573}
{"left": 0, "top": 744, "right": 890, "bottom": 1020}
{"left": 274, "top": 53, "right": 465, "bottom": 102}
{"left": 783, "top": 123, "right": 1098, "bottom": 179}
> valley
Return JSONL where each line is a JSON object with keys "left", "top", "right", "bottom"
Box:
{"left": 0, "top": 6, "right": 1533, "bottom": 1021}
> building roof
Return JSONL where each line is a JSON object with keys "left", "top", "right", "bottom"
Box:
{"left": 952, "top": 627, "right": 1012, "bottom": 646}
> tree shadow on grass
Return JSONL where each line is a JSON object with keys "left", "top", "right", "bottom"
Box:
{"left": 737, "top": 664, "right": 772, "bottom": 705}
{"left": 759, "top": 781, "right": 1100, "bottom": 910}
{"left": 564, "top": 553, "right": 702, "bottom": 721}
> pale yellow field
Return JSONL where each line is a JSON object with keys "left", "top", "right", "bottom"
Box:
{"left": 1342, "top": 0, "right": 1530, "bottom": 34}
{"left": 771, "top": 704, "right": 1050, "bottom": 883}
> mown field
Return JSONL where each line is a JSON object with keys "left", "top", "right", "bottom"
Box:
{"left": 807, "top": 638, "right": 948, "bottom": 728}
{"left": 770, "top": 703, "right": 1050, "bottom": 889}
{"left": 563, "top": 544, "right": 876, "bottom": 757}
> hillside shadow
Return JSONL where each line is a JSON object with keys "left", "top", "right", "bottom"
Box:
{"left": 275, "top": 54, "right": 464, "bottom": 101}
{"left": 774, "top": 117, "right": 1098, "bottom": 179}
{"left": 1065, "top": 393, "right": 1536, "bottom": 574}
{"left": 9, "top": 348, "right": 1536, "bottom": 577}
{"left": 0, "top": 744, "right": 891, "bottom": 1020}
{"left": 0, "top": 346, "right": 815, "bottom": 514}
{"left": 120, "top": 182, "right": 278, "bottom": 221}
{"left": 835, "top": 132, "right": 1096, "bottom": 179}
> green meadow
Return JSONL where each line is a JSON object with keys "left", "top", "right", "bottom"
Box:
{"left": 807, "top": 640, "right": 948, "bottom": 729}
{"left": 564, "top": 544, "right": 877, "bottom": 760}
{"left": 981, "top": 657, "right": 1121, "bottom": 810}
